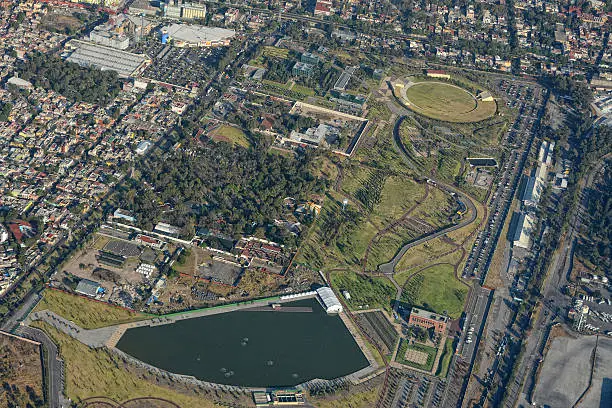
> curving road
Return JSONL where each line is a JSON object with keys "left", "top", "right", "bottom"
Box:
{"left": 377, "top": 116, "right": 478, "bottom": 275}
{"left": 16, "top": 326, "right": 64, "bottom": 408}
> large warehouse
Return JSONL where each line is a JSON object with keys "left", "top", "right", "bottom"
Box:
{"left": 316, "top": 287, "right": 343, "bottom": 314}
{"left": 64, "top": 40, "right": 150, "bottom": 78}
{"left": 161, "top": 23, "right": 235, "bottom": 47}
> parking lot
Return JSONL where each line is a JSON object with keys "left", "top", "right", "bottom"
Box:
{"left": 462, "top": 81, "right": 544, "bottom": 283}
{"left": 139, "top": 40, "right": 225, "bottom": 87}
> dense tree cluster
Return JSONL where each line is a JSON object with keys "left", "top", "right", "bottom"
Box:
{"left": 0, "top": 101, "right": 12, "bottom": 122}
{"left": 540, "top": 75, "right": 593, "bottom": 110}
{"left": 118, "top": 139, "right": 326, "bottom": 241}
{"left": 16, "top": 52, "right": 121, "bottom": 105}
{"left": 575, "top": 126, "right": 612, "bottom": 273}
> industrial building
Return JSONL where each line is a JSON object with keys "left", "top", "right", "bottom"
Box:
{"left": 163, "top": 1, "right": 207, "bottom": 20}
{"left": 90, "top": 29, "right": 130, "bottom": 50}
{"left": 522, "top": 175, "right": 545, "bottom": 207}
{"left": 512, "top": 212, "right": 535, "bottom": 249}
{"left": 253, "top": 389, "right": 305, "bottom": 406}
{"left": 113, "top": 208, "right": 136, "bottom": 223}
{"left": 75, "top": 279, "right": 103, "bottom": 297}
{"left": 316, "top": 286, "right": 343, "bottom": 313}
{"left": 160, "top": 23, "right": 235, "bottom": 47}
{"left": 286, "top": 124, "right": 338, "bottom": 147}
{"left": 64, "top": 40, "right": 150, "bottom": 78}
{"left": 153, "top": 222, "right": 181, "bottom": 237}
{"left": 407, "top": 307, "right": 448, "bottom": 334}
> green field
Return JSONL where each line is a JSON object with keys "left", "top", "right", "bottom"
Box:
{"left": 31, "top": 322, "right": 223, "bottom": 407}
{"left": 262, "top": 46, "right": 289, "bottom": 59}
{"left": 209, "top": 124, "right": 250, "bottom": 148}
{"left": 33, "top": 289, "right": 148, "bottom": 329}
{"left": 395, "top": 340, "right": 437, "bottom": 371}
{"left": 400, "top": 263, "right": 467, "bottom": 318}
{"left": 402, "top": 81, "right": 496, "bottom": 123}
{"left": 435, "top": 338, "right": 454, "bottom": 377}
{"left": 330, "top": 270, "right": 395, "bottom": 312}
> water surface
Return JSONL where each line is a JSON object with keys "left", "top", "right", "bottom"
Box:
{"left": 116, "top": 299, "right": 368, "bottom": 387}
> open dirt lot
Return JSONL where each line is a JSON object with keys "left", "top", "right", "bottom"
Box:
{"left": 61, "top": 236, "right": 152, "bottom": 295}
{"left": 534, "top": 334, "right": 612, "bottom": 407}
{"left": 0, "top": 332, "right": 44, "bottom": 408}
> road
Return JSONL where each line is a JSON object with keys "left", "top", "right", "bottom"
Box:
{"left": 0, "top": 292, "right": 40, "bottom": 332}
{"left": 505, "top": 154, "right": 611, "bottom": 408}
{"left": 16, "top": 325, "right": 65, "bottom": 408}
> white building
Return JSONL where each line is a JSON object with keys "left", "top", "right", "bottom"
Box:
{"left": 316, "top": 287, "right": 343, "bottom": 313}
{"left": 513, "top": 212, "right": 535, "bottom": 249}
{"left": 161, "top": 23, "right": 235, "bottom": 47}
{"left": 0, "top": 224, "right": 8, "bottom": 244}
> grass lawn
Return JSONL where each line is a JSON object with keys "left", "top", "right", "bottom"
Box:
{"left": 33, "top": 289, "right": 148, "bottom": 329}
{"left": 262, "top": 46, "right": 289, "bottom": 59}
{"left": 330, "top": 270, "right": 395, "bottom": 312}
{"left": 261, "top": 79, "right": 313, "bottom": 100}
{"left": 400, "top": 263, "right": 467, "bottom": 318}
{"left": 402, "top": 81, "right": 496, "bottom": 123}
{"left": 370, "top": 176, "right": 424, "bottom": 228}
{"left": 411, "top": 187, "right": 455, "bottom": 228}
{"left": 435, "top": 337, "right": 454, "bottom": 377}
{"left": 31, "top": 322, "right": 222, "bottom": 407}
{"left": 208, "top": 124, "right": 250, "bottom": 148}
{"left": 395, "top": 237, "right": 457, "bottom": 273}
{"left": 290, "top": 82, "right": 316, "bottom": 96}
{"left": 395, "top": 340, "right": 437, "bottom": 371}
{"left": 91, "top": 234, "right": 111, "bottom": 250}
{"left": 365, "top": 228, "right": 417, "bottom": 270}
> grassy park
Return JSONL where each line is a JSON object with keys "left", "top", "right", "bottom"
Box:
{"left": 400, "top": 263, "right": 467, "bottom": 319}
{"left": 30, "top": 322, "right": 224, "bottom": 407}
{"left": 435, "top": 338, "right": 455, "bottom": 377}
{"left": 33, "top": 289, "right": 148, "bottom": 329}
{"left": 330, "top": 270, "right": 395, "bottom": 312}
{"left": 402, "top": 81, "right": 496, "bottom": 123}
{"left": 208, "top": 124, "right": 250, "bottom": 148}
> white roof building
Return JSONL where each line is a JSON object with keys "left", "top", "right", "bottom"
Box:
{"left": 513, "top": 212, "right": 535, "bottom": 249}
{"left": 162, "top": 23, "right": 235, "bottom": 47}
{"left": 64, "top": 40, "right": 150, "bottom": 77}
{"left": 317, "top": 287, "right": 343, "bottom": 314}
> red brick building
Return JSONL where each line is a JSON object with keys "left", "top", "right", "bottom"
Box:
{"left": 408, "top": 307, "right": 448, "bottom": 334}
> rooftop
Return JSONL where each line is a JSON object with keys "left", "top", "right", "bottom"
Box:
{"left": 65, "top": 40, "right": 149, "bottom": 77}
{"left": 410, "top": 307, "right": 449, "bottom": 323}
{"left": 162, "top": 23, "right": 235, "bottom": 45}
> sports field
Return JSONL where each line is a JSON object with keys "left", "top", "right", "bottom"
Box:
{"left": 401, "top": 81, "right": 496, "bottom": 123}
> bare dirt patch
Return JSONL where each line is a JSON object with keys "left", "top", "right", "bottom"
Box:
{"left": 0, "top": 332, "right": 44, "bottom": 408}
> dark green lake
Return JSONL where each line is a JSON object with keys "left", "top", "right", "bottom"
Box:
{"left": 116, "top": 299, "right": 369, "bottom": 387}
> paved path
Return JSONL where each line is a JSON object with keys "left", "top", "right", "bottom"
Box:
{"left": 377, "top": 116, "right": 478, "bottom": 275}
{"left": 26, "top": 310, "right": 117, "bottom": 348}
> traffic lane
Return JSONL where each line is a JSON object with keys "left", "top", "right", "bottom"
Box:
{"left": 1, "top": 292, "right": 40, "bottom": 331}
{"left": 460, "top": 288, "right": 492, "bottom": 361}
